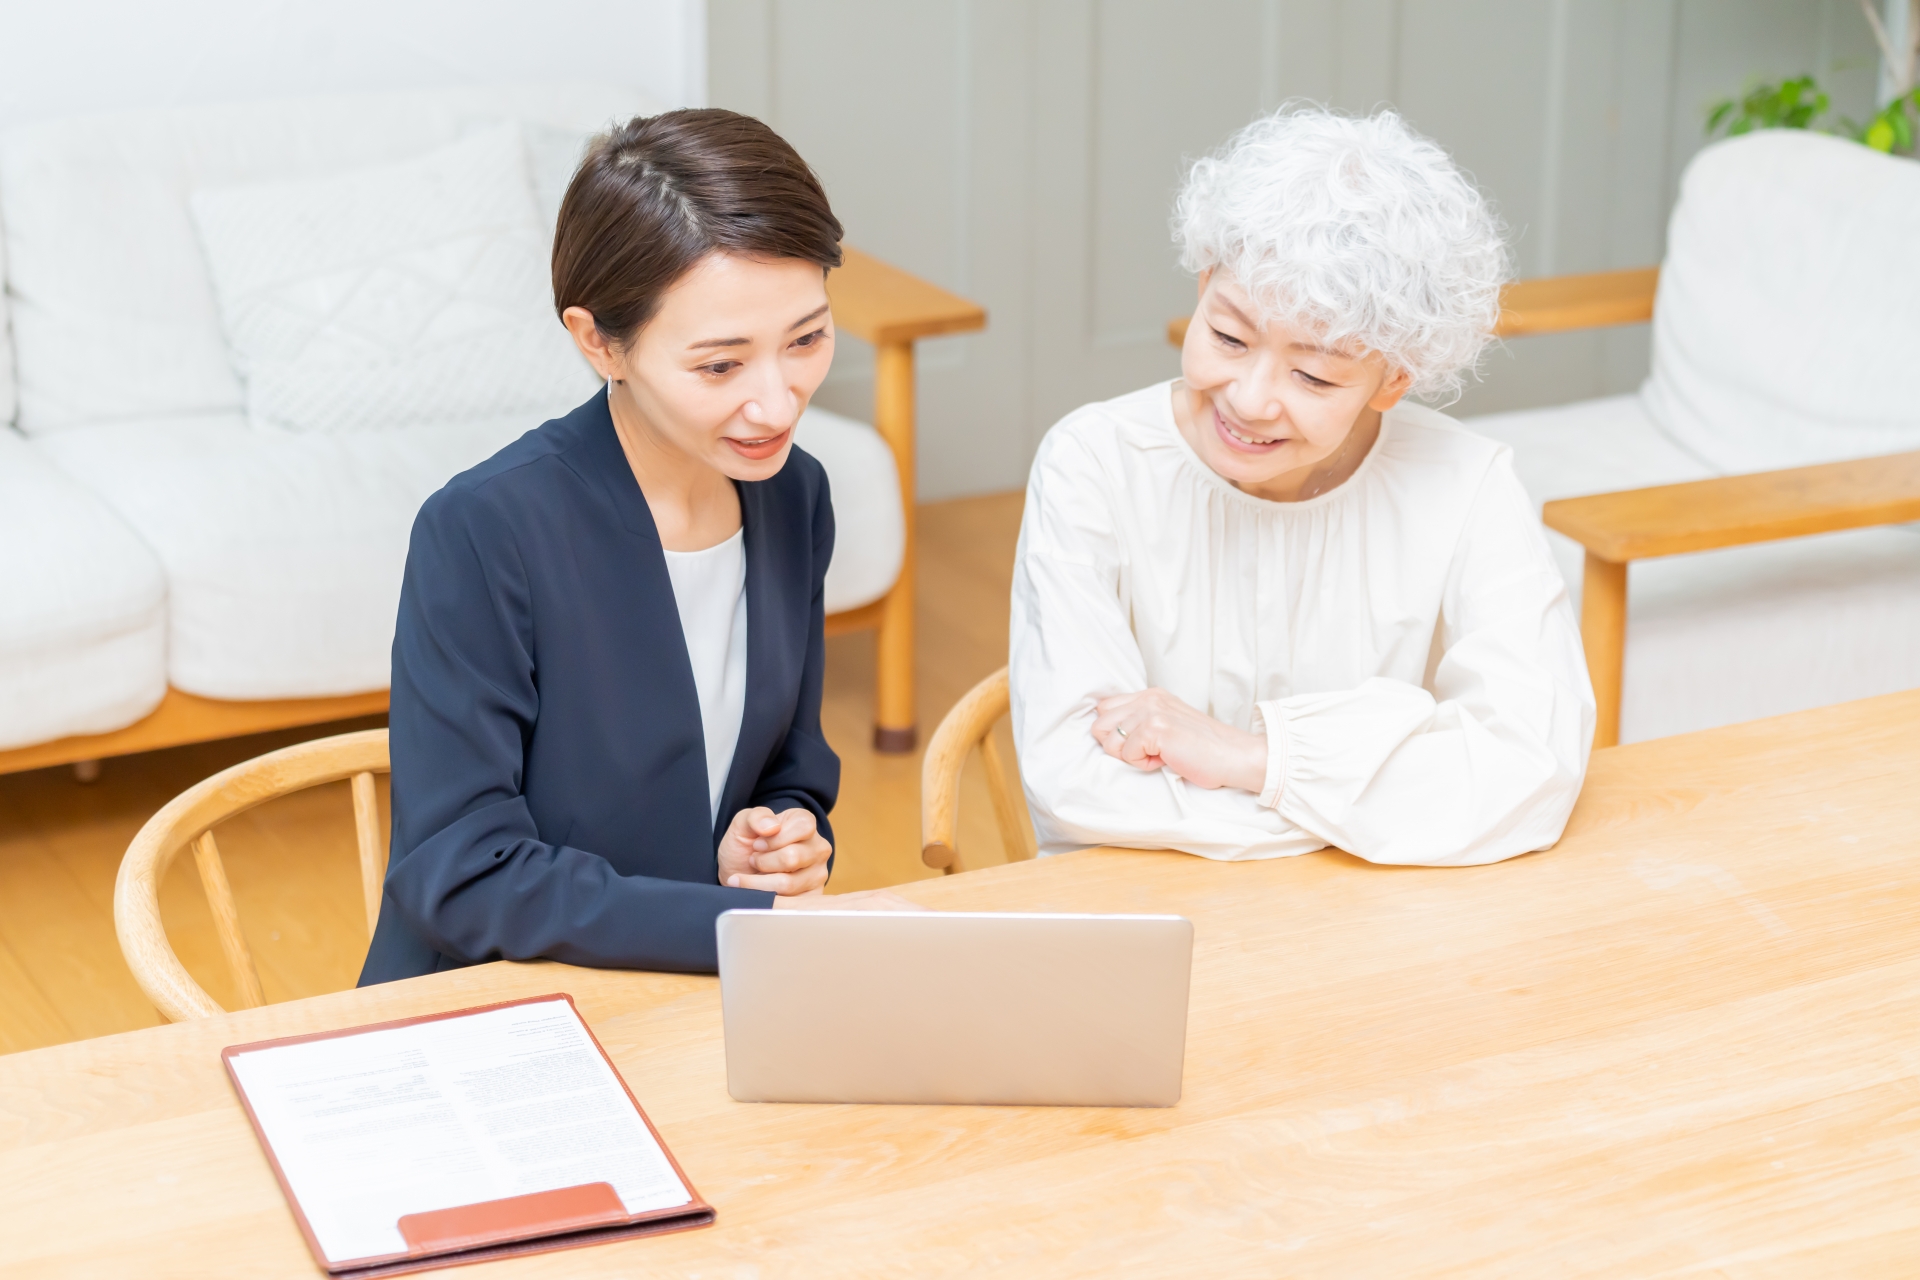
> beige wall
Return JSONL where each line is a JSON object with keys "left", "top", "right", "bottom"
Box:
{"left": 712, "top": 0, "right": 1877, "bottom": 501}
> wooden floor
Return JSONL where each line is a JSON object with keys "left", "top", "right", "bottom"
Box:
{"left": 0, "top": 491, "right": 1029, "bottom": 1055}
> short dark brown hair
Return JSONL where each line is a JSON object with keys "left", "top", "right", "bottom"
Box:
{"left": 551, "top": 109, "right": 844, "bottom": 348}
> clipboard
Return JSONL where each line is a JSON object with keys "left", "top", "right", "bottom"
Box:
{"left": 222, "top": 993, "right": 714, "bottom": 1277}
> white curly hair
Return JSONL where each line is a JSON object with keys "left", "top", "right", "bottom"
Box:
{"left": 1174, "top": 104, "right": 1509, "bottom": 402}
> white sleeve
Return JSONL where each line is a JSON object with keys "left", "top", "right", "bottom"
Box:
{"left": 1258, "top": 450, "right": 1594, "bottom": 866}
{"left": 1009, "top": 430, "right": 1326, "bottom": 862}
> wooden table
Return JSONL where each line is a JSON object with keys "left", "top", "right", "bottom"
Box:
{"left": 4, "top": 692, "right": 1919, "bottom": 1277}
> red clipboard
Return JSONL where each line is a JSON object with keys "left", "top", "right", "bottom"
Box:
{"left": 222, "top": 993, "right": 714, "bottom": 1277}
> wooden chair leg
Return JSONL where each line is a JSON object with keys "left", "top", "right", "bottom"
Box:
{"left": 979, "top": 728, "right": 1033, "bottom": 863}
{"left": 871, "top": 339, "right": 918, "bottom": 753}
{"left": 191, "top": 831, "right": 266, "bottom": 1009}
{"left": 1581, "top": 552, "right": 1628, "bottom": 750}
{"left": 350, "top": 771, "right": 385, "bottom": 938}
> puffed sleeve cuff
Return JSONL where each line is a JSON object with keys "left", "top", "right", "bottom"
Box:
{"left": 1249, "top": 700, "right": 1289, "bottom": 810}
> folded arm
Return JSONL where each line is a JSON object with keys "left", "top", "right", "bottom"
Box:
{"left": 1258, "top": 455, "right": 1592, "bottom": 864}
{"left": 1011, "top": 437, "right": 1592, "bottom": 867}
{"left": 1009, "top": 434, "right": 1324, "bottom": 861}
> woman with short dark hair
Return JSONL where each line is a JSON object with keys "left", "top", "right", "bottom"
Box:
{"left": 361, "top": 110, "right": 914, "bottom": 986}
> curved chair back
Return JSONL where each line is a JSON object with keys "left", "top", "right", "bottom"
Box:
{"left": 920, "top": 667, "right": 1034, "bottom": 874}
{"left": 114, "top": 729, "right": 390, "bottom": 1022}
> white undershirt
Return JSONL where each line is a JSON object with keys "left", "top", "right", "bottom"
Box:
{"left": 661, "top": 529, "right": 749, "bottom": 826}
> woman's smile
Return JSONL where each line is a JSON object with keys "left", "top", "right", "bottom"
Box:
{"left": 724, "top": 426, "right": 793, "bottom": 461}
{"left": 1212, "top": 403, "right": 1287, "bottom": 454}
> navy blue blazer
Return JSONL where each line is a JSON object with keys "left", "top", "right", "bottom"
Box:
{"left": 358, "top": 391, "right": 839, "bottom": 984}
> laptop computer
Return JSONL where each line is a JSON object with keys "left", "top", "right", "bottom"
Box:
{"left": 716, "top": 910, "right": 1193, "bottom": 1107}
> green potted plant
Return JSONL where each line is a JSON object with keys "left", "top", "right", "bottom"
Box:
{"left": 1708, "top": 0, "right": 1920, "bottom": 154}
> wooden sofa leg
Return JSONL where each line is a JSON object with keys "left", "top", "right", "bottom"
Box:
{"left": 871, "top": 339, "right": 918, "bottom": 754}
{"left": 1581, "top": 552, "right": 1628, "bottom": 750}
{"left": 873, "top": 576, "right": 916, "bottom": 753}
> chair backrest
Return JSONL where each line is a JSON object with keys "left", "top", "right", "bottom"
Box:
{"left": 114, "top": 728, "right": 389, "bottom": 1022}
{"left": 921, "top": 667, "right": 1035, "bottom": 875}
{"left": 1643, "top": 130, "right": 1920, "bottom": 474}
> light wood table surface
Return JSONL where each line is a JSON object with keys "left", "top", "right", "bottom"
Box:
{"left": 4, "top": 691, "right": 1919, "bottom": 1277}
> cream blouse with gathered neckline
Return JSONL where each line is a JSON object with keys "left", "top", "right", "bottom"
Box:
{"left": 1009, "top": 380, "right": 1595, "bottom": 866}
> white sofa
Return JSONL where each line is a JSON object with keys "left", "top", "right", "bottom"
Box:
{"left": 0, "top": 85, "right": 912, "bottom": 758}
{"left": 1463, "top": 130, "right": 1920, "bottom": 744}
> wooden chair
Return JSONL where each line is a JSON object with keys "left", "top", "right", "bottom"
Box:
{"left": 920, "top": 666, "right": 1034, "bottom": 875}
{"left": 114, "top": 729, "right": 389, "bottom": 1022}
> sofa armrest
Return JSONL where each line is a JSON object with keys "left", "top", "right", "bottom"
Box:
{"left": 1495, "top": 266, "right": 1660, "bottom": 339}
{"left": 1543, "top": 449, "right": 1920, "bottom": 750}
{"left": 1541, "top": 449, "right": 1920, "bottom": 563}
{"left": 1162, "top": 265, "right": 1660, "bottom": 348}
{"left": 827, "top": 247, "right": 987, "bottom": 346}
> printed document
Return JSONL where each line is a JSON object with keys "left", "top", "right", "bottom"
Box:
{"left": 227, "top": 998, "right": 690, "bottom": 1265}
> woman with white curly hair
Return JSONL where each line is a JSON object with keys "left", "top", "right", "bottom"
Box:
{"left": 1009, "top": 105, "right": 1593, "bottom": 867}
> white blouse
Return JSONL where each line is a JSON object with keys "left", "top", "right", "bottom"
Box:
{"left": 662, "top": 528, "right": 749, "bottom": 827}
{"left": 1009, "top": 381, "right": 1594, "bottom": 866}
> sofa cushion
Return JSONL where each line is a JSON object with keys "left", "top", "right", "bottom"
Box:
{"left": 190, "top": 124, "right": 596, "bottom": 435}
{"left": 796, "top": 407, "right": 906, "bottom": 614}
{"left": 37, "top": 403, "right": 905, "bottom": 700}
{"left": 1644, "top": 131, "right": 1920, "bottom": 472}
{"left": 0, "top": 429, "right": 167, "bottom": 748}
{"left": 37, "top": 413, "right": 534, "bottom": 699}
{"left": 0, "top": 83, "right": 654, "bottom": 435}
{"left": 1467, "top": 394, "right": 1920, "bottom": 743}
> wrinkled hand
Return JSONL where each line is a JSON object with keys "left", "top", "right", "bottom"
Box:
{"left": 717, "top": 806, "right": 832, "bottom": 895}
{"left": 771, "top": 887, "right": 928, "bottom": 912}
{"left": 1091, "top": 688, "right": 1268, "bottom": 793}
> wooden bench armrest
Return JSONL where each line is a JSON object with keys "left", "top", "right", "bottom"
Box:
{"left": 1542, "top": 450, "right": 1920, "bottom": 563}
{"left": 1163, "top": 265, "right": 1659, "bottom": 348}
{"left": 827, "top": 246, "right": 987, "bottom": 346}
{"left": 1495, "top": 266, "right": 1660, "bottom": 339}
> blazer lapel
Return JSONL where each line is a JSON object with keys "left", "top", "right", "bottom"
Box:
{"left": 566, "top": 388, "right": 664, "bottom": 539}
{"left": 564, "top": 392, "right": 805, "bottom": 850}
{"left": 715, "top": 479, "right": 789, "bottom": 843}
{"left": 563, "top": 390, "right": 716, "bottom": 841}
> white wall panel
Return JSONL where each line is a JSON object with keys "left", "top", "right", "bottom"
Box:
{"left": 715, "top": 0, "right": 1886, "bottom": 499}
{"left": 0, "top": 0, "right": 706, "bottom": 131}
{"left": 714, "top": 0, "right": 1041, "bottom": 500}
{"left": 1086, "top": 1, "right": 1267, "bottom": 345}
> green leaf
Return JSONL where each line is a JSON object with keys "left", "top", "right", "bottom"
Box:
{"left": 1703, "top": 73, "right": 1840, "bottom": 140}
{"left": 1865, "top": 117, "right": 1896, "bottom": 152}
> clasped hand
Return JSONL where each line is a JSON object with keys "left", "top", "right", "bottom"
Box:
{"left": 1091, "top": 688, "right": 1268, "bottom": 794}
{"left": 717, "top": 807, "right": 922, "bottom": 912}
